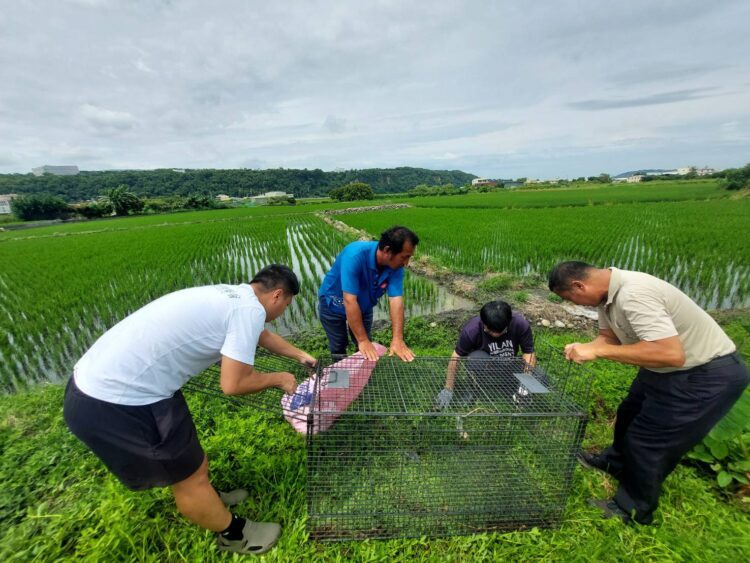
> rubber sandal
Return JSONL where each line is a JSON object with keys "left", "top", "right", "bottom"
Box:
{"left": 218, "top": 489, "right": 248, "bottom": 506}
{"left": 217, "top": 520, "right": 281, "bottom": 555}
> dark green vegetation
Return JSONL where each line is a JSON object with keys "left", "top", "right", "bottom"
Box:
{"left": 1, "top": 323, "right": 749, "bottom": 561}
{"left": 328, "top": 181, "right": 375, "bottom": 201}
{"left": 8, "top": 193, "right": 71, "bottom": 221}
{"left": 721, "top": 163, "right": 750, "bottom": 191}
{"left": 0, "top": 166, "right": 475, "bottom": 201}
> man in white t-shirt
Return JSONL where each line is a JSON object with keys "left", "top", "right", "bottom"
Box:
{"left": 64, "top": 264, "right": 315, "bottom": 555}
{"left": 548, "top": 261, "right": 748, "bottom": 526}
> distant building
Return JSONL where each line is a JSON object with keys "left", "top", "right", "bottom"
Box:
{"left": 627, "top": 175, "right": 645, "bottom": 183}
{"left": 215, "top": 194, "right": 233, "bottom": 202}
{"left": 676, "top": 167, "right": 693, "bottom": 176}
{"left": 0, "top": 194, "right": 18, "bottom": 214}
{"left": 471, "top": 178, "right": 497, "bottom": 187}
{"left": 32, "top": 165, "right": 79, "bottom": 176}
{"left": 525, "top": 178, "right": 540, "bottom": 185}
{"left": 696, "top": 167, "right": 716, "bottom": 176}
{"left": 249, "top": 191, "right": 294, "bottom": 205}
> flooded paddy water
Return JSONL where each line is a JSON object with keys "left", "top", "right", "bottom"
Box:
{"left": 0, "top": 216, "right": 473, "bottom": 391}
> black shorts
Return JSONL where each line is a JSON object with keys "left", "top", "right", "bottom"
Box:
{"left": 63, "top": 377, "right": 205, "bottom": 490}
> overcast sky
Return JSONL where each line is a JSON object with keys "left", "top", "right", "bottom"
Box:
{"left": 1, "top": 0, "right": 748, "bottom": 178}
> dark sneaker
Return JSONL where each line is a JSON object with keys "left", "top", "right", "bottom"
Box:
{"left": 217, "top": 520, "right": 281, "bottom": 555}
{"left": 578, "top": 451, "right": 615, "bottom": 475}
{"left": 588, "top": 499, "right": 631, "bottom": 523}
{"left": 218, "top": 489, "right": 248, "bottom": 506}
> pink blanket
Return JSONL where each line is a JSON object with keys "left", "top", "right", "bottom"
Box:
{"left": 281, "top": 343, "right": 386, "bottom": 434}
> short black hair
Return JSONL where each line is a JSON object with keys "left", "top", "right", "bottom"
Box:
{"left": 548, "top": 261, "right": 595, "bottom": 292}
{"left": 479, "top": 300, "right": 512, "bottom": 333}
{"left": 251, "top": 264, "right": 300, "bottom": 295}
{"left": 378, "top": 226, "right": 419, "bottom": 254}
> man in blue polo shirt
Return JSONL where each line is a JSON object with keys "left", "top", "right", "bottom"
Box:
{"left": 319, "top": 225, "right": 419, "bottom": 361}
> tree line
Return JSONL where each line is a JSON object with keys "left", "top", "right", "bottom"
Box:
{"left": 0, "top": 167, "right": 476, "bottom": 202}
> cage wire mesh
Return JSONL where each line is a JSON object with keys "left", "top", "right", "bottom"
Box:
{"left": 184, "top": 350, "right": 312, "bottom": 422}
{"left": 184, "top": 341, "right": 591, "bottom": 541}
{"left": 306, "top": 341, "right": 591, "bottom": 540}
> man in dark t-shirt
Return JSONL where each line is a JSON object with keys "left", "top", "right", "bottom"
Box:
{"left": 437, "top": 301, "right": 536, "bottom": 408}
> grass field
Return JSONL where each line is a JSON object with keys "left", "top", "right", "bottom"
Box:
{"left": 1, "top": 327, "right": 749, "bottom": 561}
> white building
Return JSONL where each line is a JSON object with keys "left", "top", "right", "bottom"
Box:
{"left": 32, "top": 165, "right": 79, "bottom": 176}
{"left": 249, "top": 191, "right": 294, "bottom": 204}
{"left": 0, "top": 194, "right": 17, "bottom": 214}
{"left": 471, "top": 178, "right": 496, "bottom": 186}
{"left": 627, "top": 175, "right": 645, "bottom": 183}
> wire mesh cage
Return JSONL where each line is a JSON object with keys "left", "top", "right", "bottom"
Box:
{"left": 184, "top": 341, "right": 592, "bottom": 541}
{"left": 184, "top": 350, "right": 313, "bottom": 419}
{"left": 306, "top": 341, "right": 591, "bottom": 540}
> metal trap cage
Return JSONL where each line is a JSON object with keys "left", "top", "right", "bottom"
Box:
{"left": 306, "top": 341, "right": 591, "bottom": 540}
{"left": 184, "top": 342, "right": 591, "bottom": 541}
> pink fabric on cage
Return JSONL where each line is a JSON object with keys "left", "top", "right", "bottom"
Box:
{"left": 281, "top": 343, "right": 386, "bottom": 434}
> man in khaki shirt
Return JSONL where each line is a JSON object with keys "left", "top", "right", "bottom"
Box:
{"left": 548, "top": 261, "right": 748, "bottom": 525}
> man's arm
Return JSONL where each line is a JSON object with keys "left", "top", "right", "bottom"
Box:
{"left": 343, "top": 292, "right": 378, "bottom": 360}
{"left": 388, "top": 296, "right": 414, "bottom": 362}
{"left": 444, "top": 350, "right": 461, "bottom": 389}
{"left": 258, "top": 329, "right": 316, "bottom": 368}
{"left": 522, "top": 352, "right": 536, "bottom": 369}
{"left": 219, "top": 356, "right": 297, "bottom": 396}
{"left": 564, "top": 333, "right": 685, "bottom": 368}
{"left": 435, "top": 350, "right": 462, "bottom": 408}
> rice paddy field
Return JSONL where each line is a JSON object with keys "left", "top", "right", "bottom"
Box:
{"left": 1, "top": 178, "right": 750, "bottom": 560}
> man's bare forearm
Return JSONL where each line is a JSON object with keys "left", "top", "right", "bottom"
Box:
{"left": 344, "top": 299, "right": 369, "bottom": 343}
{"left": 259, "top": 330, "right": 305, "bottom": 361}
{"left": 445, "top": 350, "right": 460, "bottom": 389}
{"left": 594, "top": 340, "right": 685, "bottom": 368}
{"left": 389, "top": 297, "right": 406, "bottom": 342}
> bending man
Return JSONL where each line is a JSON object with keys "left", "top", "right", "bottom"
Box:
{"left": 318, "top": 225, "right": 418, "bottom": 361}
{"left": 548, "top": 261, "right": 748, "bottom": 525}
{"left": 437, "top": 300, "right": 536, "bottom": 408}
{"left": 64, "top": 265, "right": 315, "bottom": 555}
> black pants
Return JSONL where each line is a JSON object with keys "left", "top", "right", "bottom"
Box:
{"left": 599, "top": 352, "right": 749, "bottom": 524}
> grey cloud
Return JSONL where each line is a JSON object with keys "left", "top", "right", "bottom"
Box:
{"left": 568, "top": 88, "right": 718, "bottom": 111}
{"left": 607, "top": 64, "right": 728, "bottom": 87}
{"left": 78, "top": 104, "right": 137, "bottom": 134}
{"left": 1, "top": 0, "right": 749, "bottom": 177}
{"left": 324, "top": 115, "right": 347, "bottom": 134}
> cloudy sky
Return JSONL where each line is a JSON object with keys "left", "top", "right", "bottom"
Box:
{"left": 1, "top": 0, "right": 748, "bottom": 178}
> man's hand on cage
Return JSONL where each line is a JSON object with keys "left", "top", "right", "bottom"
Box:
{"left": 358, "top": 339, "right": 380, "bottom": 361}
{"left": 298, "top": 351, "right": 317, "bottom": 371}
{"left": 276, "top": 372, "right": 299, "bottom": 395}
{"left": 436, "top": 388, "right": 453, "bottom": 409}
{"left": 564, "top": 342, "right": 598, "bottom": 364}
{"left": 389, "top": 339, "right": 415, "bottom": 362}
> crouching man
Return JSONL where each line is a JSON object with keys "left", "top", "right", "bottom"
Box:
{"left": 64, "top": 265, "right": 316, "bottom": 555}
{"left": 436, "top": 300, "right": 536, "bottom": 408}
{"left": 549, "top": 261, "right": 749, "bottom": 525}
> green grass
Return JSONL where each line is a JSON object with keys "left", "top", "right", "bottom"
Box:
{"left": 340, "top": 199, "right": 750, "bottom": 309}
{"left": 408, "top": 180, "right": 727, "bottom": 209}
{"left": 1, "top": 323, "right": 749, "bottom": 561}
{"left": 0, "top": 198, "right": 402, "bottom": 242}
